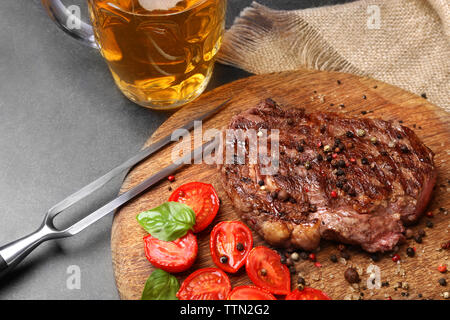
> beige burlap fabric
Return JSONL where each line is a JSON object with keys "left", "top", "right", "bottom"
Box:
{"left": 218, "top": 0, "right": 450, "bottom": 111}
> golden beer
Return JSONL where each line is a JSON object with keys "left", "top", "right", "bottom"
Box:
{"left": 87, "top": 0, "right": 226, "bottom": 109}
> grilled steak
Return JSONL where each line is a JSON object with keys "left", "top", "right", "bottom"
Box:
{"left": 220, "top": 99, "right": 436, "bottom": 252}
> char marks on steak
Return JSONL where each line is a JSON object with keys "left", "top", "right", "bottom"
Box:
{"left": 220, "top": 99, "right": 436, "bottom": 252}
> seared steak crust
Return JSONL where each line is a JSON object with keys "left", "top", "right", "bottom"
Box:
{"left": 220, "top": 99, "right": 436, "bottom": 252}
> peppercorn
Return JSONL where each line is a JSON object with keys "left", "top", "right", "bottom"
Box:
{"left": 330, "top": 254, "right": 338, "bottom": 263}
{"left": 363, "top": 95, "right": 367, "bottom": 100}
{"left": 287, "top": 118, "right": 294, "bottom": 125}
{"left": 438, "top": 264, "right": 447, "bottom": 273}
{"left": 426, "top": 220, "right": 434, "bottom": 228}
{"left": 337, "top": 80, "right": 341, "bottom": 85}
{"left": 220, "top": 256, "right": 228, "bottom": 264}
{"left": 414, "top": 235, "right": 423, "bottom": 244}
{"left": 370, "top": 253, "right": 381, "bottom": 262}
{"left": 421, "top": 93, "right": 427, "bottom": 99}
{"left": 326, "top": 155, "right": 332, "bottom": 162}
{"left": 300, "top": 252, "right": 309, "bottom": 260}
{"left": 260, "top": 268, "right": 267, "bottom": 276}
{"left": 336, "top": 169, "right": 345, "bottom": 176}
{"left": 337, "top": 160, "right": 345, "bottom": 168}
{"left": 291, "top": 252, "right": 300, "bottom": 262}
{"left": 297, "top": 145, "right": 304, "bottom": 153}
{"left": 418, "top": 229, "right": 426, "bottom": 237}
{"left": 336, "top": 180, "right": 344, "bottom": 189}
{"left": 361, "top": 158, "right": 369, "bottom": 165}
{"left": 361, "top": 111, "right": 367, "bottom": 115}
{"left": 236, "top": 242, "right": 244, "bottom": 251}
{"left": 344, "top": 268, "right": 360, "bottom": 284}
{"left": 348, "top": 189, "right": 357, "bottom": 197}
{"left": 400, "top": 145, "right": 410, "bottom": 153}
{"left": 297, "top": 277, "right": 306, "bottom": 285}
{"left": 317, "top": 154, "right": 323, "bottom": 161}
{"left": 346, "top": 131, "right": 354, "bottom": 138}
{"left": 320, "top": 125, "right": 326, "bottom": 133}
{"left": 438, "top": 278, "right": 447, "bottom": 286}
{"left": 406, "top": 247, "right": 415, "bottom": 257}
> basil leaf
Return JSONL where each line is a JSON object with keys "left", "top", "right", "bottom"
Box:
{"left": 136, "top": 201, "right": 196, "bottom": 241}
{"left": 141, "top": 269, "right": 179, "bottom": 300}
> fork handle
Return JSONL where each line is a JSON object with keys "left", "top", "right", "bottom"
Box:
{"left": 0, "top": 225, "right": 58, "bottom": 277}
{"left": 0, "top": 254, "right": 7, "bottom": 274}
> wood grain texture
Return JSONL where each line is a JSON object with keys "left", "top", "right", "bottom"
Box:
{"left": 111, "top": 69, "right": 450, "bottom": 300}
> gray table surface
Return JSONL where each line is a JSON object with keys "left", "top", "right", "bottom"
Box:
{"left": 0, "top": 0, "right": 353, "bottom": 299}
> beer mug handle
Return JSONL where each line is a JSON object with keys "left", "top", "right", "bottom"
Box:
{"left": 41, "top": 0, "right": 98, "bottom": 49}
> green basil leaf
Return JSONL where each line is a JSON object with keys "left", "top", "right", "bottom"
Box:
{"left": 141, "top": 269, "right": 179, "bottom": 300}
{"left": 136, "top": 201, "right": 196, "bottom": 241}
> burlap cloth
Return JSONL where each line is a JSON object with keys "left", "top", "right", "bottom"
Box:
{"left": 217, "top": 0, "right": 449, "bottom": 111}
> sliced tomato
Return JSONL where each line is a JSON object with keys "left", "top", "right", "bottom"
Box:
{"left": 285, "top": 288, "right": 331, "bottom": 300}
{"left": 246, "top": 246, "right": 291, "bottom": 295}
{"left": 169, "top": 182, "right": 220, "bottom": 233}
{"left": 177, "top": 268, "right": 231, "bottom": 300}
{"left": 143, "top": 231, "right": 197, "bottom": 273}
{"left": 228, "top": 285, "right": 276, "bottom": 300}
{"left": 210, "top": 221, "right": 253, "bottom": 273}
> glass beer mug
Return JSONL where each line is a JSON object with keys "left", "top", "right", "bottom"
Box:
{"left": 42, "top": 0, "right": 227, "bottom": 109}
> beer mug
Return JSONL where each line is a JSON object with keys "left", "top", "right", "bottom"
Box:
{"left": 42, "top": 0, "right": 227, "bottom": 109}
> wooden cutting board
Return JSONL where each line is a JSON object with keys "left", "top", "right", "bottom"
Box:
{"left": 111, "top": 69, "right": 450, "bottom": 300}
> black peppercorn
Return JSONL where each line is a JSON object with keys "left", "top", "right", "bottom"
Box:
{"left": 346, "top": 131, "right": 354, "bottom": 138}
{"left": 299, "top": 252, "right": 309, "bottom": 260}
{"left": 236, "top": 242, "right": 245, "bottom": 251}
{"left": 371, "top": 253, "right": 381, "bottom": 262}
{"left": 258, "top": 180, "right": 265, "bottom": 186}
{"left": 426, "top": 220, "right": 434, "bottom": 228}
{"left": 317, "top": 154, "right": 323, "bottom": 161}
{"left": 330, "top": 254, "right": 338, "bottom": 263}
{"left": 400, "top": 145, "right": 410, "bottom": 153}
{"left": 297, "top": 277, "right": 306, "bottom": 285}
{"left": 406, "top": 247, "right": 415, "bottom": 257}
{"left": 418, "top": 229, "right": 426, "bottom": 237}
{"left": 326, "top": 155, "right": 332, "bottom": 162}
{"left": 336, "top": 168, "right": 345, "bottom": 176}
{"left": 337, "top": 160, "right": 346, "bottom": 168}
{"left": 361, "top": 158, "right": 369, "bottom": 165}
{"left": 336, "top": 180, "right": 344, "bottom": 189}
{"left": 344, "top": 268, "right": 360, "bottom": 284}
{"left": 438, "top": 278, "right": 447, "bottom": 286}
{"left": 297, "top": 145, "right": 304, "bottom": 153}
{"left": 414, "top": 235, "right": 423, "bottom": 244}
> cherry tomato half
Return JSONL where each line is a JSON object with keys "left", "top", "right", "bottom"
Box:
{"left": 143, "top": 231, "right": 197, "bottom": 273}
{"left": 228, "top": 285, "right": 276, "bottom": 300}
{"left": 177, "top": 268, "right": 231, "bottom": 300}
{"left": 210, "top": 221, "right": 253, "bottom": 273}
{"left": 285, "top": 288, "right": 331, "bottom": 300}
{"left": 169, "top": 182, "right": 220, "bottom": 233}
{"left": 246, "top": 246, "right": 291, "bottom": 295}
